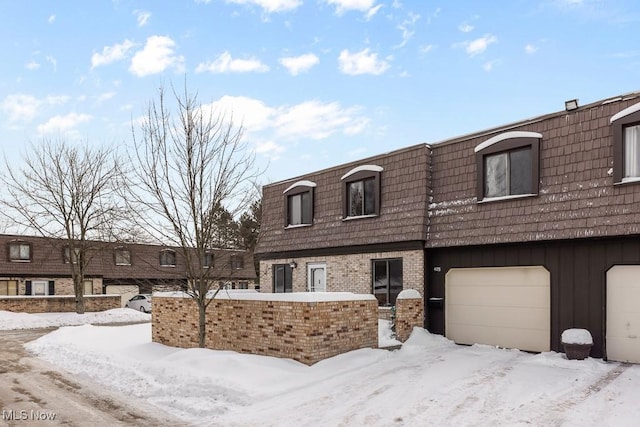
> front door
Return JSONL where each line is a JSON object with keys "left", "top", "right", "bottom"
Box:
{"left": 32, "top": 281, "right": 48, "bottom": 296}
{"left": 307, "top": 263, "right": 326, "bottom": 292}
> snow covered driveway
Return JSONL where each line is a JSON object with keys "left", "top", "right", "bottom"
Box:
{"left": 22, "top": 320, "right": 640, "bottom": 427}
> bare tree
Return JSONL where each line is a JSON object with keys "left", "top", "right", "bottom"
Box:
{"left": 128, "top": 84, "right": 261, "bottom": 347}
{"left": 0, "top": 140, "right": 123, "bottom": 313}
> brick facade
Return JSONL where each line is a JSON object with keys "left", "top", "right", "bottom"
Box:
{"left": 395, "top": 294, "right": 424, "bottom": 342}
{"left": 259, "top": 249, "right": 424, "bottom": 297}
{"left": 152, "top": 294, "right": 378, "bottom": 365}
{"left": 0, "top": 295, "right": 121, "bottom": 313}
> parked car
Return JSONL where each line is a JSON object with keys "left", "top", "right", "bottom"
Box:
{"left": 125, "top": 294, "right": 152, "bottom": 313}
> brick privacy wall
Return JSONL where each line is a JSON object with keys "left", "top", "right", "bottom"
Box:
{"left": 428, "top": 95, "right": 640, "bottom": 248}
{"left": 0, "top": 295, "right": 121, "bottom": 313}
{"left": 152, "top": 295, "right": 378, "bottom": 365}
{"left": 259, "top": 250, "right": 424, "bottom": 296}
{"left": 395, "top": 296, "right": 424, "bottom": 342}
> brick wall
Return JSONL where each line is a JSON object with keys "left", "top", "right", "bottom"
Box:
{"left": 259, "top": 249, "right": 424, "bottom": 297}
{"left": 152, "top": 293, "right": 378, "bottom": 365}
{"left": 0, "top": 295, "right": 121, "bottom": 313}
{"left": 395, "top": 292, "right": 424, "bottom": 342}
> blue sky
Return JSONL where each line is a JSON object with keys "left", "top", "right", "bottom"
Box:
{"left": 1, "top": 0, "right": 639, "bottom": 184}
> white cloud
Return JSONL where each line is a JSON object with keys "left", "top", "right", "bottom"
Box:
{"left": 326, "top": 0, "right": 380, "bottom": 16}
{"left": 483, "top": 60, "right": 498, "bottom": 72}
{"left": 458, "top": 23, "right": 474, "bottom": 32}
{"left": 338, "top": 48, "right": 390, "bottom": 75}
{"left": 199, "top": 95, "right": 370, "bottom": 143}
{"left": 91, "top": 40, "right": 136, "bottom": 69}
{"left": 1, "top": 94, "right": 70, "bottom": 123}
{"left": 46, "top": 56, "right": 57, "bottom": 71}
{"left": 255, "top": 141, "right": 285, "bottom": 157}
{"left": 48, "top": 15, "right": 56, "bottom": 24}
{"left": 97, "top": 92, "right": 116, "bottom": 102}
{"left": 525, "top": 44, "right": 538, "bottom": 54}
{"left": 129, "top": 36, "right": 185, "bottom": 77}
{"left": 420, "top": 44, "right": 434, "bottom": 53}
{"left": 134, "top": 10, "right": 151, "bottom": 27}
{"left": 273, "top": 101, "right": 369, "bottom": 140}
{"left": 196, "top": 51, "right": 269, "bottom": 73}
{"left": 395, "top": 12, "right": 420, "bottom": 49}
{"left": 365, "top": 4, "right": 383, "bottom": 20}
{"left": 211, "top": 0, "right": 302, "bottom": 13}
{"left": 456, "top": 34, "right": 497, "bottom": 57}
{"left": 25, "top": 61, "right": 41, "bottom": 70}
{"left": 37, "top": 113, "right": 92, "bottom": 135}
{"left": 279, "top": 54, "right": 319, "bottom": 75}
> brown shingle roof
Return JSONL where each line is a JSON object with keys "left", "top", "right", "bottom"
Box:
{"left": 255, "top": 144, "right": 430, "bottom": 255}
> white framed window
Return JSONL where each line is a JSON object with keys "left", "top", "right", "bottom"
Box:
{"left": 9, "top": 242, "right": 31, "bottom": 262}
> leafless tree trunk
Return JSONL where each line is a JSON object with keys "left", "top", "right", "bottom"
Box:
{"left": 128, "top": 84, "right": 261, "bottom": 347}
{"left": 0, "top": 140, "right": 123, "bottom": 314}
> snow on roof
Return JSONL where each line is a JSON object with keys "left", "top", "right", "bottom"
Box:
{"left": 397, "top": 289, "right": 422, "bottom": 299}
{"left": 610, "top": 101, "right": 640, "bottom": 123}
{"left": 340, "top": 165, "right": 384, "bottom": 181}
{"left": 474, "top": 131, "right": 543, "bottom": 153}
{"left": 282, "top": 180, "right": 317, "bottom": 194}
{"left": 155, "top": 290, "right": 377, "bottom": 303}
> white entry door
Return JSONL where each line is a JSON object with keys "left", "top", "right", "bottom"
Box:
{"left": 607, "top": 266, "right": 640, "bottom": 363}
{"left": 32, "top": 281, "right": 48, "bottom": 296}
{"left": 307, "top": 263, "right": 326, "bottom": 292}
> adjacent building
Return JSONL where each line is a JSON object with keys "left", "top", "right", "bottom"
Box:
{"left": 0, "top": 234, "right": 257, "bottom": 304}
{"left": 256, "top": 90, "right": 640, "bottom": 362}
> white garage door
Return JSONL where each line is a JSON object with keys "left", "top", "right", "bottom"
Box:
{"left": 445, "top": 266, "right": 550, "bottom": 352}
{"left": 105, "top": 285, "right": 140, "bottom": 307}
{"left": 607, "top": 266, "right": 640, "bottom": 363}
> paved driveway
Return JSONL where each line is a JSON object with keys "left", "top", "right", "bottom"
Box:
{"left": 0, "top": 328, "right": 188, "bottom": 427}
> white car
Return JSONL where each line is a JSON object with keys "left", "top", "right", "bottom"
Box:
{"left": 125, "top": 294, "right": 152, "bottom": 313}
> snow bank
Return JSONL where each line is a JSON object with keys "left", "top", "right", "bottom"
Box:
{"left": 154, "top": 290, "right": 376, "bottom": 302}
{"left": 0, "top": 308, "right": 150, "bottom": 330}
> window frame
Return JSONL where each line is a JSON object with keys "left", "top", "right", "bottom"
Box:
{"left": 204, "top": 251, "right": 214, "bottom": 268}
{"left": 0, "top": 280, "right": 18, "bottom": 296}
{"left": 475, "top": 132, "right": 541, "bottom": 202}
{"left": 283, "top": 180, "right": 315, "bottom": 228}
{"left": 159, "top": 249, "right": 176, "bottom": 267}
{"left": 341, "top": 165, "right": 382, "bottom": 219}
{"left": 371, "top": 258, "right": 403, "bottom": 307}
{"left": 114, "top": 247, "right": 131, "bottom": 266}
{"left": 273, "top": 264, "right": 293, "bottom": 293}
{"left": 230, "top": 255, "right": 244, "bottom": 270}
{"left": 8, "top": 241, "right": 31, "bottom": 263}
{"left": 83, "top": 279, "right": 94, "bottom": 295}
{"left": 611, "top": 104, "right": 640, "bottom": 184}
{"left": 63, "top": 246, "right": 81, "bottom": 264}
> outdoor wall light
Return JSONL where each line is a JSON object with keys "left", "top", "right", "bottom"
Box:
{"left": 565, "top": 99, "right": 579, "bottom": 111}
{"left": 289, "top": 260, "right": 297, "bottom": 269}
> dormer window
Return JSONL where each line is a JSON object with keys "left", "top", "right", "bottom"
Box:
{"left": 8, "top": 241, "right": 31, "bottom": 262}
{"left": 341, "top": 165, "right": 383, "bottom": 219}
{"left": 230, "top": 255, "right": 244, "bottom": 269}
{"left": 63, "top": 246, "right": 81, "bottom": 264}
{"left": 283, "top": 180, "right": 316, "bottom": 227}
{"left": 475, "top": 131, "right": 541, "bottom": 202}
{"left": 114, "top": 247, "right": 131, "bottom": 266}
{"left": 204, "top": 252, "right": 214, "bottom": 268}
{"left": 159, "top": 249, "right": 176, "bottom": 267}
{"left": 611, "top": 101, "right": 640, "bottom": 184}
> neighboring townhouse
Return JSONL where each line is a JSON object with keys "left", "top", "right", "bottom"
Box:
{"left": 257, "top": 90, "right": 640, "bottom": 362}
{"left": 0, "top": 234, "right": 257, "bottom": 303}
{"left": 255, "top": 144, "right": 430, "bottom": 310}
{"left": 427, "top": 91, "right": 640, "bottom": 361}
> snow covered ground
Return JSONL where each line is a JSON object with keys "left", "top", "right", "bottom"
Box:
{"left": 3, "top": 309, "right": 640, "bottom": 426}
{"left": 0, "top": 307, "right": 150, "bottom": 330}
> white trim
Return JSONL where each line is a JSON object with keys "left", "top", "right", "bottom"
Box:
{"left": 610, "top": 102, "right": 640, "bottom": 123}
{"left": 284, "top": 223, "right": 313, "bottom": 230}
{"left": 478, "top": 193, "right": 537, "bottom": 204}
{"left": 474, "top": 131, "right": 543, "bottom": 153}
{"left": 282, "top": 180, "right": 317, "bottom": 194}
{"left": 340, "top": 165, "right": 383, "bottom": 181}
{"left": 342, "top": 214, "right": 378, "bottom": 221}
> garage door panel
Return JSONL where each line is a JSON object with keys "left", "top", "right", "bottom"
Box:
{"left": 447, "top": 324, "right": 550, "bottom": 353}
{"left": 445, "top": 266, "right": 550, "bottom": 353}
{"left": 447, "top": 305, "right": 549, "bottom": 330}
{"left": 447, "top": 285, "right": 549, "bottom": 308}
{"left": 607, "top": 266, "right": 640, "bottom": 363}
